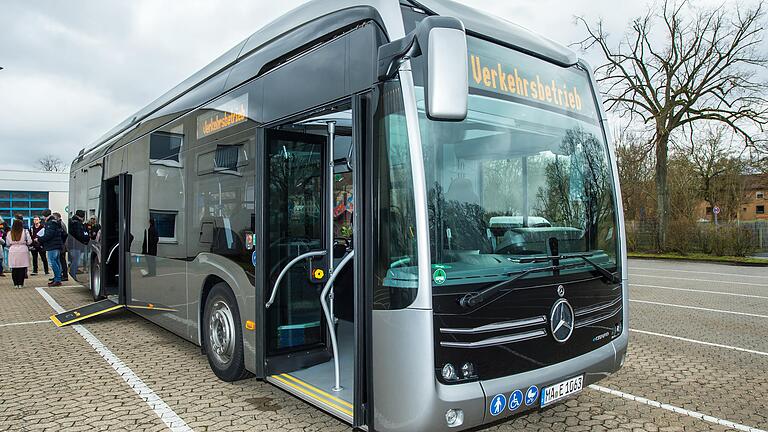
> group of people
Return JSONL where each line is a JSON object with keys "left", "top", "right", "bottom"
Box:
{"left": 0, "top": 210, "right": 96, "bottom": 288}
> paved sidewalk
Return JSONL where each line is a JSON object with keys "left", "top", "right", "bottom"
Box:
{"left": 1, "top": 261, "right": 766, "bottom": 431}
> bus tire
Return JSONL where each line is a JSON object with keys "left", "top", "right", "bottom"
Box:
{"left": 90, "top": 256, "right": 104, "bottom": 301}
{"left": 203, "top": 282, "right": 250, "bottom": 382}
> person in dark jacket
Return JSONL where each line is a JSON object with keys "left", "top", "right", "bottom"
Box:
{"left": 52, "top": 212, "right": 68, "bottom": 282}
{"left": 38, "top": 209, "right": 64, "bottom": 286}
{"left": 68, "top": 210, "right": 90, "bottom": 281}
{"left": 0, "top": 216, "right": 8, "bottom": 275}
{"left": 29, "top": 216, "right": 49, "bottom": 275}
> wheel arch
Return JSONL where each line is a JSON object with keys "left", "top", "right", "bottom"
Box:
{"left": 189, "top": 253, "right": 257, "bottom": 374}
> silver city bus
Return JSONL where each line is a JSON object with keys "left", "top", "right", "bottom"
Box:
{"left": 64, "top": 1, "right": 627, "bottom": 430}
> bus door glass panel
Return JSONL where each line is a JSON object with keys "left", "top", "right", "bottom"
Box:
{"left": 265, "top": 129, "right": 326, "bottom": 355}
{"left": 101, "top": 175, "right": 121, "bottom": 298}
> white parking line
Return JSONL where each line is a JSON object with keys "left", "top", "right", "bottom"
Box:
{"left": 631, "top": 274, "right": 768, "bottom": 287}
{"left": 630, "top": 267, "right": 767, "bottom": 279}
{"left": 0, "top": 320, "right": 51, "bottom": 328}
{"left": 630, "top": 329, "right": 768, "bottom": 357}
{"left": 589, "top": 384, "right": 767, "bottom": 432}
{"left": 630, "top": 283, "right": 768, "bottom": 300}
{"left": 35, "top": 287, "right": 193, "bottom": 432}
{"left": 630, "top": 299, "right": 768, "bottom": 319}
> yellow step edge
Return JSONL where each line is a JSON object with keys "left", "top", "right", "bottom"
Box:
{"left": 271, "top": 375, "right": 353, "bottom": 417}
{"left": 280, "top": 373, "right": 353, "bottom": 409}
{"left": 126, "top": 305, "right": 178, "bottom": 312}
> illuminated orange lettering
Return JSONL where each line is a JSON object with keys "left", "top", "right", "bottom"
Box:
{"left": 529, "top": 79, "right": 536, "bottom": 99}
{"left": 497, "top": 64, "right": 508, "bottom": 92}
{"left": 471, "top": 55, "right": 483, "bottom": 84}
{"left": 508, "top": 74, "right": 515, "bottom": 93}
{"left": 490, "top": 68, "right": 498, "bottom": 88}
{"left": 514, "top": 69, "right": 523, "bottom": 96}
{"left": 568, "top": 92, "right": 575, "bottom": 109}
{"left": 482, "top": 67, "right": 492, "bottom": 87}
{"left": 536, "top": 76, "right": 546, "bottom": 101}
{"left": 552, "top": 81, "right": 560, "bottom": 105}
{"left": 573, "top": 88, "right": 582, "bottom": 111}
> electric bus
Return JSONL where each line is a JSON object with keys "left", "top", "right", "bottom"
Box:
{"left": 64, "top": 1, "right": 628, "bottom": 430}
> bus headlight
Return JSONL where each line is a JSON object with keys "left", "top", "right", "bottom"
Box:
{"left": 445, "top": 408, "right": 464, "bottom": 427}
{"left": 461, "top": 362, "right": 474, "bottom": 378}
{"left": 441, "top": 363, "right": 457, "bottom": 381}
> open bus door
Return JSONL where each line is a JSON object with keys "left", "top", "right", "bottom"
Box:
{"left": 51, "top": 173, "right": 132, "bottom": 326}
{"left": 256, "top": 95, "right": 371, "bottom": 427}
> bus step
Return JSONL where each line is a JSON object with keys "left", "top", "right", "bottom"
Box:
{"left": 49, "top": 299, "right": 125, "bottom": 327}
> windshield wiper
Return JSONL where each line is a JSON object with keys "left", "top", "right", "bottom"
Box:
{"left": 459, "top": 263, "right": 580, "bottom": 309}
{"left": 516, "top": 252, "right": 620, "bottom": 284}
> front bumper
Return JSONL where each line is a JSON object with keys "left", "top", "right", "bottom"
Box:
{"left": 432, "top": 331, "right": 626, "bottom": 431}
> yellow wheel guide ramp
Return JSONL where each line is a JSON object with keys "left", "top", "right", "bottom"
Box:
{"left": 50, "top": 299, "right": 124, "bottom": 327}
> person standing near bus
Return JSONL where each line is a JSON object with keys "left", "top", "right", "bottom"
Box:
{"left": 38, "top": 209, "right": 64, "bottom": 286}
{"left": 52, "top": 212, "right": 69, "bottom": 282}
{"left": 67, "top": 210, "right": 90, "bottom": 281}
{"left": 6, "top": 219, "right": 31, "bottom": 288}
{"left": 0, "top": 216, "right": 9, "bottom": 273}
{"left": 88, "top": 217, "right": 101, "bottom": 241}
{"left": 29, "top": 216, "right": 49, "bottom": 275}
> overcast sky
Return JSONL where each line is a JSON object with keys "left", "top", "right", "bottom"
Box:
{"left": 0, "top": 0, "right": 741, "bottom": 170}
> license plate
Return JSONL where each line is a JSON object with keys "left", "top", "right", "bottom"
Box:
{"left": 541, "top": 375, "right": 584, "bottom": 407}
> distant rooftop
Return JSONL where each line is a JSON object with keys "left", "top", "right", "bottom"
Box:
{"left": 0, "top": 169, "right": 69, "bottom": 193}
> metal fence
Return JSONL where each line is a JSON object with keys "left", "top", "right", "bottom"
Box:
{"left": 625, "top": 219, "right": 768, "bottom": 254}
{"left": 740, "top": 220, "right": 768, "bottom": 252}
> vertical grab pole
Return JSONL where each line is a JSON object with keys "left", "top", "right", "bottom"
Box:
{"left": 326, "top": 121, "right": 336, "bottom": 322}
{"left": 320, "top": 250, "right": 354, "bottom": 392}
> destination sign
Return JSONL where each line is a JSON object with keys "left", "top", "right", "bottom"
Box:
{"left": 467, "top": 37, "right": 599, "bottom": 122}
{"left": 197, "top": 94, "right": 248, "bottom": 139}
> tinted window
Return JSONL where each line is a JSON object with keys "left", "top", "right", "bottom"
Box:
{"left": 150, "top": 129, "right": 183, "bottom": 161}
{"left": 150, "top": 211, "right": 177, "bottom": 239}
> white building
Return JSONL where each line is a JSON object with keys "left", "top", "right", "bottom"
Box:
{"left": 0, "top": 169, "right": 69, "bottom": 225}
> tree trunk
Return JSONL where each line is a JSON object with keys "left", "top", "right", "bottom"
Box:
{"left": 654, "top": 130, "right": 670, "bottom": 251}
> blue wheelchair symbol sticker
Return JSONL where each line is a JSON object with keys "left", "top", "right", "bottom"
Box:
{"left": 489, "top": 394, "right": 506, "bottom": 416}
{"left": 525, "top": 385, "right": 539, "bottom": 406}
{"left": 509, "top": 389, "right": 523, "bottom": 411}
{"left": 251, "top": 251, "right": 258, "bottom": 266}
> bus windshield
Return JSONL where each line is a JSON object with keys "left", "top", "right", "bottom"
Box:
{"left": 417, "top": 37, "right": 619, "bottom": 282}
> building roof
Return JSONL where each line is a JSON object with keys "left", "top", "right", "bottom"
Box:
{"left": 0, "top": 169, "right": 69, "bottom": 193}
{"left": 744, "top": 174, "right": 768, "bottom": 190}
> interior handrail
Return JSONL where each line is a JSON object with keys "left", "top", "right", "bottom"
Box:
{"left": 105, "top": 243, "right": 120, "bottom": 265}
{"left": 319, "top": 250, "right": 354, "bottom": 391}
{"left": 265, "top": 250, "right": 327, "bottom": 309}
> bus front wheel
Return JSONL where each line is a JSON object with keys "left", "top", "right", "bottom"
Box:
{"left": 203, "top": 283, "right": 249, "bottom": 382}
{"left": 90, "top": 256, "right": 104, "bottom": 301}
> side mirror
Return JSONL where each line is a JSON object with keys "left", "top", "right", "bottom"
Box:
{"left": 377, "top": 16, "right": 468, "bottom": 121}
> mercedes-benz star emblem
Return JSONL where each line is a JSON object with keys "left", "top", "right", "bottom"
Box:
{"left": 550, "top": 298, "right": 574, "bottom": 343}
{"left": 557, "top": 284, "right": 565, "bottom": 297}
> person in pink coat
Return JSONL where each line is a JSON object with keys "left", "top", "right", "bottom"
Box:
{"left": 7, "top": 219, "right": 31, "bottom": 288}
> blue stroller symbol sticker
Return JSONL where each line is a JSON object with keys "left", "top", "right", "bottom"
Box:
{"left": 525, "top": 385, "right": 539, "bottom": 406}
{"left": 489, "top": 394, "right": 506, "bottom": 416}
{"left": 509, "top": 389, "right": 523, "bottom": 411}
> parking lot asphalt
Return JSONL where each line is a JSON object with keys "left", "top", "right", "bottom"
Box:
{"left": 0, "top": 259, "right": 766, "bottom": 432}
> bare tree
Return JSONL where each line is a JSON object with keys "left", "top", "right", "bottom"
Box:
{"left": 577, "top": 1, "right": 768, "bottom": 249}
{"left": 682, "top": 126, "right": 747, "bottom": 219}
{"left": 614, "top": 130, "right": 655, "bottom": 220}
{"left": 37, "top": 154, "right": 65, "bottom": 172}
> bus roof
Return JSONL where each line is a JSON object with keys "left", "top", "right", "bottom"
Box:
{"left": 75, "top": 0, "right": 577, "bottom": 167}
